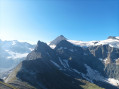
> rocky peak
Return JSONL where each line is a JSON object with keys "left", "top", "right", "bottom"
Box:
{"left": 55, "top": 40, "right": 74, "bottom": 49}
{"left": 49, "top": 35, "right": 67, "bottom": 45}
{"left": 107, "top": 36, "right": 117, "bottom": 40}
{"left": 34, "top": 41, "right": 51, "bottom": 52}
{"left": 27, "top": 41, "right": 57, "bottom": 60}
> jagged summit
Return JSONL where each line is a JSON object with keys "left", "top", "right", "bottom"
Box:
{"left": 108, "top": 36, "right": 116, "bottom": 39}
{"left": 49, "top": 35, "right": 67, "bottom": 45}
{"left": 27, "top": 40, "right": 57, "bottom": 60}
{"left": 36, "top": 40, "right": 47, "bottom": 47}
{"left": 34, "top": 40, "right": 51, "bottom": 52}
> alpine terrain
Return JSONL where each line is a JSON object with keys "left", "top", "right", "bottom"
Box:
{"left": 0, "top": 40, "right": 35, "bottom": 79}
{"left": 1, "top": 35, "right": 119, "bottom": 89}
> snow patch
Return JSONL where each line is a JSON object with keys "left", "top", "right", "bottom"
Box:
{"left": 72, "top": 69, "right": 81, "bottom": 74}
{"left": 99, "top": 58, "right": 103, "bottom": 61}
{"left": 63, "top": 60, "right": 70, "bottom": 68}
{"left": 12, "top": 41, "right": 16, "bottom": 45}
{"left": 50, "top": 60, "right": 61, "bottom": 69}
{"left": 85, "top": 64, "right": 104, "bottom": 81}
{"left": 116, "top": 37, "right": 119, "bottom": 40}
{"left": 49, "top": 45, "right": 56, "bottom": 49}
{"left": 58, "top": 57, "right": 70, "bottom": 69}
{"left": 72, "top": 68, "right": 91, "bottom": 82}
{"left": 57, "top": 47, "right": 68, "bottom": 50}
{"left": 84, "top": 64, "right": 119, "bottom": 86}
{"left": 116, "top": 58, "right": 119, "bottom": 61}
{"left": 103, "top": 58, "right": 109, "bottom": 64}
{"left": 59, "top": 58, "right": 68, "bottom": 68}
{"left": 106, "top": 78, "right": 119, "bottom": 86}
{"left": 59, "top": 57, "right": 66, "bottom": 68}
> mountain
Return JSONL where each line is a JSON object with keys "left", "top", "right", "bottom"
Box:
{"left": 0, "top": 40, "right": 35, "bottom": 79}
{"left": 0, "top": 79, "right": 16, "bottom": 89}
{"left": 89, "top": 44, "right": 119, "bottom": 64}
{"left": 108, "top": 36, "right": 119, "bottom": 40}
{"left": 3, "top": 35, "right": 119, "bottom": 89}
{"left": 68, "top": 36, "right": 119, "bottom": 48}
{"left": 49, "top": 35, "right": 67, "bottom": 48}
{"left": 5, "top": 40, "right": 104, "bottom": 89}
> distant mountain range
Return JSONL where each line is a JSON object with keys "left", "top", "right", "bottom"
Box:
{"left": 0, "top": 40, "right": 35, "bottom": 68}
{"left": 0, "top": 35, "right": 119, "bottom": 89}
{"left": 0, "top": 40, "right": 35, "bottom": 79}
{"left": 49, "top": 35, "right": 119, "bottom": 49}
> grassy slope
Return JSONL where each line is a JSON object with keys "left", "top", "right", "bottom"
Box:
{"left": 0, "top": 81, "right": 17, "bottom": 89}
{"left": 79, "top": 79, "right": 105, "bottom": 89}
{"left": 6, "top": 78, "right": 104, "bottom": 89}
{"left": 6, "top": 79, "right": 104, "bottom": 89}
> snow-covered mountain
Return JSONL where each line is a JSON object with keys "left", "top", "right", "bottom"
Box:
{"left": 49, "top": 35, "right": 119, "bottom": 64}
{"left": 0, "top": 40, "right": 35, "bottom": 72}
{"left": 69, "top": 37, "right": 119, "bottom": 48}
{"left": 49, "top": 36, "right": 119, "bottom": 49}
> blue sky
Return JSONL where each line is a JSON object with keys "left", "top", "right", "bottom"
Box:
{"left": 0, "top": 0, "right": 119, "bottom": 44}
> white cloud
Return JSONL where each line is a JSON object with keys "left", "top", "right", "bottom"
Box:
{"left": 5, "top": 50, "right": 28, "bottom": 60}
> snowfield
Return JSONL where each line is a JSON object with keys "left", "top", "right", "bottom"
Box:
{"left": 49, "top": 36, "right": 119, "bottom": 49}
{"left": 68, "top": 38, "right": 119, "bottom": 48}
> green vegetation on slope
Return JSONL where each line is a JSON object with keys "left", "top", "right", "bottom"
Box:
{"left": 0, "top": 81, "right": 17, "bottom": 89}
{"left": 79, "top": 79, "right": 105, "bottom": 89}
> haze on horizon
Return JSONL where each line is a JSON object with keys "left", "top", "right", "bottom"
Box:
{"left": 0, "top": 0, "right": 119, "bottom": 44}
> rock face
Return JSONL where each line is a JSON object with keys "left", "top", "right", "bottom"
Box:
{"left": 108, "top": 36, "right": 119, "bottom": 40}
{"left": 0, "top": 78, "right": 3, "bottom": 82}
{"left": 108, "top": 36, "right": 116, "bottom": 39}
{"left": 49, "top": 35, "right": 67, "bottom": 45}
{"left": 89, "top": 45, "right": 119, "bottom": 64}
{"left": 5, "top": 41, "right": 84, "bottom": 89}
{"left": 5, "top": 36, "right": 119, "bottom": 89}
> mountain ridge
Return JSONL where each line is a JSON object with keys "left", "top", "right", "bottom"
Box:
{"left": 1, "top": 35, "right": 119, "bottom": 89}
{"left": 5, "top": 38, "right": 119, "bottom": 89}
